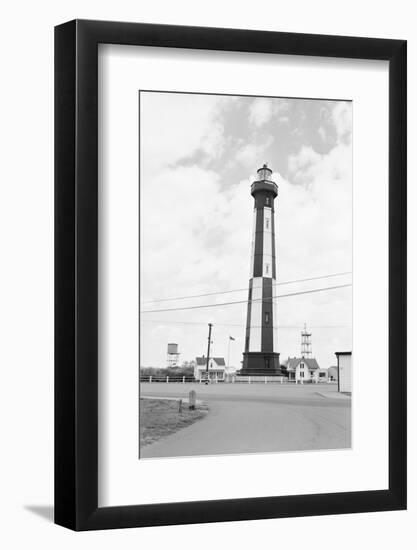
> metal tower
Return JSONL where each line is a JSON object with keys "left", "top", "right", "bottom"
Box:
{"left": 301, "top": 323, "right": 312, "bottom": 358}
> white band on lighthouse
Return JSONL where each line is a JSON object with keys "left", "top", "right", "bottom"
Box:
{"left": 248, "top": 277, "right": 262, "bottom": 352}
{"left": 262, "top": 206, "right": 273, "bottom": 278}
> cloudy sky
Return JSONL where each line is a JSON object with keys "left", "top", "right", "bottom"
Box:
{"left": 140, "top": 91, "right": 352, "bottom": 370}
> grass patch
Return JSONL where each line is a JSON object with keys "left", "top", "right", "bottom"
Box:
{"left": 140, "top": 398, "right": 209, "bottom": 449}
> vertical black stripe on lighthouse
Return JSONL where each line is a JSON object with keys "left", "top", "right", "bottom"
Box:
{"left": 253, "top": 205, "right": 264, "bottom": 278}
{"left": 244, "top": 279, "right": 253, "bottom": 352}
{"left": 261, "top": 278, "right": 274, "bottom": 352}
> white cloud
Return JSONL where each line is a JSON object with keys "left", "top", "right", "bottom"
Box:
{"left": 235, "top": 136, "right": 274, "bottom": 168}
{"left": 277, "top": 139, "right": 352, "bottom": 364}
{"left": 141, "top": 162, "right": 254, "bottom": 369}
{"left": 248, "top": 97, "right": 288, "bottom": 128}
{"left": 141, "top": 92, "right": 229, "bottom": 173}
{"left": 331, "top": 101, "right": 352, "bottom": 144}
{"left": 318, "top": 125, "right": 327, "bottom": 142}
{"left": 248, "top": 98, "right": 273, "bottom": 127}
{"left": 287, "top": 145, "right": 322, "bottom": 184}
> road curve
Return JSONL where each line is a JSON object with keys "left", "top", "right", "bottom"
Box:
{"left": 140, "top": 383, "right": 351, "bottom": 459}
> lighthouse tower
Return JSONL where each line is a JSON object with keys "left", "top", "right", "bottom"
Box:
{"left": 240, "top": 164, "right": 283, "bottom": 376}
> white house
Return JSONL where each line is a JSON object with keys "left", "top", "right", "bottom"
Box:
{"left": 315, "top": 368, "right": 329, "bottom": 383}
{"left": 284, "top": 357, "right": 321, "bottom": 383}
{"left": 194, "top": 356, "right": 226, "bottom": 381}
{"left": 336, "top": 352, "right": 352, "bottom": 393}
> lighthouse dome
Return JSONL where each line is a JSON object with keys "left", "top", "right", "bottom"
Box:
{"left": 251, "top": 163, "right": 278, "bottom": 199}
{"left": 257, "top": 163, "right": 273, "bottom": 182}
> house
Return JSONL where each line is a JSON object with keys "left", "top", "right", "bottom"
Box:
{"left": 284, "top": 357, "right": 321, "bottom": 383}
{"left": 315, "top": 368, "right": 329, "bottom": 383}
{"left": 194, "top": 356, "right": 226, "bottom": 381}
{"left": 336, "top": 352, "right": 352, "bottom": 393}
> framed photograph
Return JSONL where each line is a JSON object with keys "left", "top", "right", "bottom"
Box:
{"left": 55, "top": 20, "right": 406, "bottom": 530}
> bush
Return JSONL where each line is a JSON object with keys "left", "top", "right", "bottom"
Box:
{"left": 140, "top": 366, "right": 195, "bottom": 379}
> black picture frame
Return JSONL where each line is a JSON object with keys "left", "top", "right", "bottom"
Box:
{"left": 55, "top": 19, "right": 407, "bottom": 531}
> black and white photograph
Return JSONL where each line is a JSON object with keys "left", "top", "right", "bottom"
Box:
{"left": 139, "top": 91, "right": 352, "bottom": 459}
{"left": 0, "top": 0, "right": 410, "bottom": 543}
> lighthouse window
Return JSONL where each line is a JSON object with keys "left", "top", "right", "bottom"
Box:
{"left": 265, "top": 218, "right": 270, "bottom": 229}
{"left": 265, "top": 264, "right": 269, "bottom": 274}
{"left": 265, "top": 197, "right": 270, "bottom": 206}
{"left": 265, "top": 312, "right": 270, "bottom": 324}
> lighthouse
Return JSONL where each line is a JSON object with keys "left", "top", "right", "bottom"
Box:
{"left": 240, "top": 164, "right": 283, "bottom": 376}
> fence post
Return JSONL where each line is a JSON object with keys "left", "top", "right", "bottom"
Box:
{"left": 182, "top": 376, "right": 185, "bottom": 384}
{"left": 149, "top": 375, "right": 152, "bottom": 383}
{"left": 280, "top": 377, "right": 283, "bottom": 384}
{"left": 166, "top": 376, "right": 169, "bottom": 383}
{"left": 264, "top": 376, "right": 267, "bottom": 384}
{"left": 248, "top": 376, "right": 251, "bottom": 384}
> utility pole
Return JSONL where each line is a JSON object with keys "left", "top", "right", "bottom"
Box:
{"left": 205, "top": 323, "right": 213, "bottom": 382}
{"left": 227, "top": 336, "right": 235, "bottom": 371}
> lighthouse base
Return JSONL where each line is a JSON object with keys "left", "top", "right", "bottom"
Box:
{"left": 239, "top": 352, "right": 284, "bottom": 377}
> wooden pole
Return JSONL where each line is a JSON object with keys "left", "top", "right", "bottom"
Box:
{"left": 205, "top": 323, "right": 213, "bottom": 382}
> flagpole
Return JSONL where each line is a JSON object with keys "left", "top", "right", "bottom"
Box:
{"left": 227, "top": 337, "right": 231, "bottom": 370}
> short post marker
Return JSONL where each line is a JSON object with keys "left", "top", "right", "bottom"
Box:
{"left": 189, "top": 390, "right": 196, "bottom": 410}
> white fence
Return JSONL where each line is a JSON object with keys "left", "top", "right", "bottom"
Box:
{"left": 139, "top": 375, "right": 336, "bottom": 385}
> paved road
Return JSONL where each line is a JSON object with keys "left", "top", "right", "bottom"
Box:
{"left": 140, "top": 383, "right": 351, "bottom": 459}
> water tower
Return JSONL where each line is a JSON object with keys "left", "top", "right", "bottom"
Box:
{"left": 167, "top": 343, "right": 180, "bottom": 368}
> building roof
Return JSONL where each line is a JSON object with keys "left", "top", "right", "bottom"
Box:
{"left": 195, "top": 356, "right": 226, "bottom": 366}
{"left": 285, "top": 357, "right": 320, "bottom": 370}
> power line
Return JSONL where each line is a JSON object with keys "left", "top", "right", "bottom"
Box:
{"left": 142, "top": 271, "right": 351, "bottom": 304}
{"left": 142, "top": 319, "right": 351, "bottom": 329}
{"left": 142, "top": 320, "right": 244, "bottom": 327}
{"left": 141, "top": 283, "right": 352, "bottom": 313}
